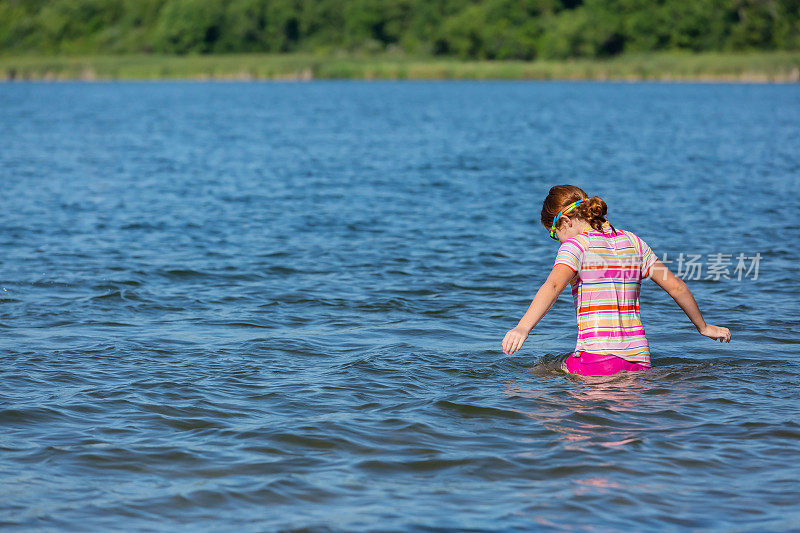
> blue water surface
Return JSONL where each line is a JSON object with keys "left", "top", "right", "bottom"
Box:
{"left": 1, "top": 80, "right": 799, "bottom": 531}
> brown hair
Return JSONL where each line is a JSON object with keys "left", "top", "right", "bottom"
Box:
{"left": 540, "top": 184, "right": 616, "bottom": 235}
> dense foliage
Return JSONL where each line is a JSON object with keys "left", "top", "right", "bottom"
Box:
{"left": 1, "top": 0, "right": 798, "bottom": 59}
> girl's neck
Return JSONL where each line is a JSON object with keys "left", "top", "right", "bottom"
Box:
{"left": 574, "top": 219, "right": 593, "bottom": 235}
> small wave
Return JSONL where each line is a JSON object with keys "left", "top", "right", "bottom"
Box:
{"left": 87, "top": 321, "right": 134, "bottom": 327}
{"left": 90, "top": 289, "right": 141, "bottom": 301}
{"left": 120, "top": 222, "right": 166, "bottom": 230}
{"left": 158, "top": 268, "right": 209, "bottom": 279}
{"left": 0, "top": 406, "right": 65, "bottom": 424}
{"left": 209, "top": 321, "right": 271, "bottom": 329}
{"left": 435, "top": 400, "right": 528, "bottom": 419}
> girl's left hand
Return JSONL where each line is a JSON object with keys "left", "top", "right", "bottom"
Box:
{"left": 502, "top": 326, "right": 529, "bottom": 354}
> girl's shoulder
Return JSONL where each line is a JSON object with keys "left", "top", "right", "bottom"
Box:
{"left": 559, "top": 233, "right": 591, "bottom": 253}
{"left": 609, "top": 227, "right": 651, "bottom": 257}
{"left": 584, "top": 226, "right": 642, "bottom": 253}
{"left": 612, "top": 226, "right": 640, "bottom": 243}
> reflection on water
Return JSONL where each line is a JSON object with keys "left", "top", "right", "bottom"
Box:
{"left": 504, "top": 361, "right": 695, "bottom": 450}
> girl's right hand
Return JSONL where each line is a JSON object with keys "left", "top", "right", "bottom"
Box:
{"left": 502, "top": 326, "right": 529, "bottom": 354}
{"left": 699, "top": 324, "right": 731, "bottom": 343}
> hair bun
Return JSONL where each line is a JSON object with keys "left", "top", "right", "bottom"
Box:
{"left": 586, "top": 196, "right": 607, "bottom": 217}
{"left": 578, "top": 195, "right": 608, "bottom": 232}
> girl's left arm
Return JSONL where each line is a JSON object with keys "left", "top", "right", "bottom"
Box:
{"left": 501, "top": 264, "right": 576, "bottom": 355}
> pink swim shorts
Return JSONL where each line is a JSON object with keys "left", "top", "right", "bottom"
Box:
{"left": 564, "top": 351, "right": 650, "bottom": 376}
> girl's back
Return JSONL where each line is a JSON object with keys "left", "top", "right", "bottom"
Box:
{"left": 555, "top": 220, "right": 657, "bottom": 366}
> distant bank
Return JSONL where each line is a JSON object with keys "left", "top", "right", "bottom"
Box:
{"left": 1, "top": 52, "right": 798, "bottom": 82}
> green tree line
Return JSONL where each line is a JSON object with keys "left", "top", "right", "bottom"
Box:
{"left": 1, "top": 0, "right": 798, "bottom": 59}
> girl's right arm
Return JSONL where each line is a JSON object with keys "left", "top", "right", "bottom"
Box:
{"left": 648, "top": 259, "right": 731, "bottom": 343}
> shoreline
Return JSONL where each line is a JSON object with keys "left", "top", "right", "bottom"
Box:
{"left": 2, "top": 52, "right": 799, "bottom": 83}
{"left": 3, "top": 77, "right": 797, "bottom": 84}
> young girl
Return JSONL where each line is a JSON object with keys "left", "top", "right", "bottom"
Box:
{"left": 501, "top": 185, "right": 731, "bottom": 376}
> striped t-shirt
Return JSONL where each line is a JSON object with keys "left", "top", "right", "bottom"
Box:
{"left": 554, "top": 221, "right": 658, "bottom": 366}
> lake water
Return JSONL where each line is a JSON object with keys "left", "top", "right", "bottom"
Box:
{"left": 1, "top": 81, "right": 798, "bottom": 531}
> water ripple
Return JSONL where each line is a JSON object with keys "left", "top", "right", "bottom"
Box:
{"left": 1, "top": 81, "right": 798, "bottom": 531}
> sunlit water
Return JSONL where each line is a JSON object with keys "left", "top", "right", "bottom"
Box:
{"left": 1, "top": 81, "right": 798, "bottom": 531}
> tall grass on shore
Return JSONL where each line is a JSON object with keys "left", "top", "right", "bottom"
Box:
{"left": 2, "top": 52, "right": 798, "bottom": 82}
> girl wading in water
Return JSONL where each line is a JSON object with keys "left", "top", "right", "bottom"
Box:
{"left": 501, "top": 185, "right": 731, "bottom": 376}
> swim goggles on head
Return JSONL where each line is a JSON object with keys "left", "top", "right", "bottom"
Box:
{"left": 549, "top": 199, "right": 584, "bottom": 240}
